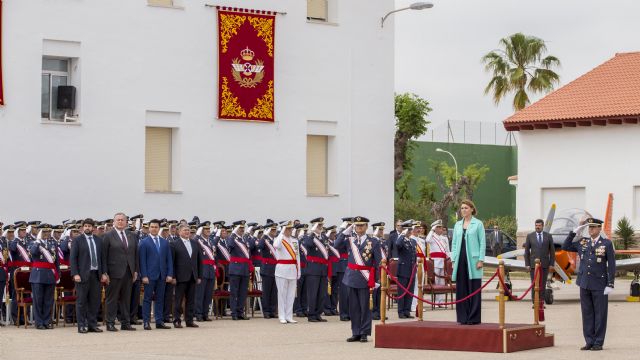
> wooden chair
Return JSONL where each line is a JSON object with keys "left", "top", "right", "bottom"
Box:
{"left": 247, "top": 268, "right": 263, "bottom": 317}
{"left": 55, "top": 269, "right": 77, "bottom": 326}
{"left": 386, "top": 259, "right": 399, "bottom": 310}
{"left": 424, "top": 258, "right": 456, "bottom": 310}
{"left": 213, "top": 267, "right": 230, "bottom": 319}
{"left": 13, "top": 268, "right": 32, "bottom": 328}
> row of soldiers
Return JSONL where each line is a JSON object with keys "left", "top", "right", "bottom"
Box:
{"left": 0, "top": 216, "right": 450, "bottom": 336}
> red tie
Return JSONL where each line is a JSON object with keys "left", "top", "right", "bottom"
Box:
{"left": 120, "top": 231, "right": 128, "bottom": 249}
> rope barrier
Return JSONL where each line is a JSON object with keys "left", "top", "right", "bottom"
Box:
{"left": 496, "top": 266, "right": 539, "bottom": 301}
{"left": 385, "top": 264, "right": 418, "bottom": 300}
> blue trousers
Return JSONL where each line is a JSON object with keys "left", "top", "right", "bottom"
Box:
{"left": 397, "top": 275, "right": 414, "bottom": 316}
{"left": 142, "top": 279, "right": 165, "bottom": 325}
{"left": 229, "top": 275, "right": 249, "bottom": 317}
{"left": 195, "top": 277, "right": 215, "bottom": 319}
{"left": 337, "top": 272, "right": 349, "bottom": 318}
{"left": 324, "top": 275, "right": 339, "bottom": 313}
{"left": 348, "top": 287, "right": 372, "bottom": 336}
{"left": 31, "top": 283, "right": 54, "bottom": 327}
{"left": 580, "top": 287, "right": 608, "bottom": 346}
{"left": 306, "top": 275, "right": 328, "bottom": 319}
{"left": 260, "top": 275, "right": 277, "bottom": 316}
{"left": 294, "top": 274, "right": 308, "bottom": 314}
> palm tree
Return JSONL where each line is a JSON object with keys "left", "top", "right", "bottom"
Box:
{"left": 482, "top": 33, "right": 561, "bottom": 111}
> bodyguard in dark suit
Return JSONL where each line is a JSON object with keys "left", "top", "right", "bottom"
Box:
{"left": 524, "top": 219, "right": 556, "bottom": 304}
{"left": 139, "top": 219, "right": 173, "bottom": 330}
{"left": 386, "top": 220, "right": 402, "bottom": 259}
{"left": 394, "top": 220, "right": 417, "bottom": 318}
{"left": 162, "top": 222, "right": 179, "bottom": 324}
{"left": 102, "top": 213, "right": 139, "bottom": 331}
{"left": 226, "top": 220, "right": 254, "bottom": 320}
{"left": 562, "top": 218, "right": 615, "bottom": 351}
{"left": 71, "top": 219, "right": 104, "bottom": 333}
{"left": 335, "top": 216, "right": 382, "bottom": 343}
{"left": 29, "top": 224, "right": 60, "bottom": 329}
{"left": 172, "top": 224, "right": 202, "bottom": 327}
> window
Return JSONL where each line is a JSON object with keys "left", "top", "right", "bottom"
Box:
{"left": 306, "top": 135, "right": 328, "bottom": 195}
{"left": 307, "top": 0, "right": 328, "bottom": 22}
{"left": 145, "top": 127, "right": 173, "bottom": 192}
{"left": 41, "top": 58, "right": 71, "bottom": 121}
{"left": 148, "top": 0, "right": 173, "bottom": 6}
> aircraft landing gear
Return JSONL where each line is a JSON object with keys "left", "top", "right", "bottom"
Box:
{"left": 630, "top": 270, "right": 640, "bottom": 297}
{"left": 544, "top": 280, "right": 554, "bottom": 305}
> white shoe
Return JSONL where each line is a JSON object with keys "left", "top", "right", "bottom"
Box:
{"left": 280, "top": 319, "right": 288, "bottom": 324}
{"left": 286, "top": 319, "right": 297, "bottom": 324}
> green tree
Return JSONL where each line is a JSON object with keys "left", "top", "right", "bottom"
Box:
{"left": 482, "top": 33, "right": 561, "bottom": 111}
{"left": 394, "top": 93, "right": 432, "bottom": 181}
{"left": 614, "top": 216, "right": 636, "bottom": 250}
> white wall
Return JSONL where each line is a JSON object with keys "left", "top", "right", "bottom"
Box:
{"left": 516, "top": 124, "right": 640, "bottom": 233}
{"left": 0, "top": 0, "right": 395, "bottom": 226}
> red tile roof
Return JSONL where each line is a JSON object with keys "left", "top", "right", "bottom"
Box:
{"left": 503, "top": 52, "right": 640, "bottom": 131}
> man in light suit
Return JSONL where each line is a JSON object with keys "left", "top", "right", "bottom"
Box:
{"left": 524, "top": 219, "right": 555, "bottom": 305}
{"left": 71, "top": 219, "right": 105, "bottom": 333}
{"left": 139, "top": 219, "right": 173, "bottom": 330}
{"left": 172, "top": 224, "right": 202, "bottom": 328}
{"left": 102, "top": 212, "right": 139, "bottom": 331}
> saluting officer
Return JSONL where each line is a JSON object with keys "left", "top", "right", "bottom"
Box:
{"left": 194, "top": 221, "right": 216, "bottom": 322}
{"left": 303, "top": 217, "right": 330, "bottom": 322}
{"left": 226, "top": 220, "right": 254, "bottom": 320}
{"left": 562, "top": 218, "right": 615, "bottom": 351}
{"left": 370, "top": 222, "right": 386, "bottom": 320}
{"left": 257, "top": 221, "right": 279, "bottom": 319}
{"left": 293, "top": 223, "right": 309, "bottom": 317}
{"left": 29, "top": 224, "right": 60, "bottom": 329}
{"left": 394, "top": 220, "right": 417, "bottom": 319}
{"left": 9, "top": 222, "right": 31, "bottom": 324}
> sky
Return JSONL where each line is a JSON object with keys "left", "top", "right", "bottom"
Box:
{"left": 394, "top": 0, "right": 640, "bottom": 140}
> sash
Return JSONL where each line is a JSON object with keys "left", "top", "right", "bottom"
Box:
{"left": 300, "top": 244, "right": 308, "bottom": 257}
{"left": 38, "top": 244, "right": 59, "bottom": 280}
{"left": 313, "top": 237, "right": 329, "bottom": 260}
{"left": 328, "top": 244, "right": 340, "bottom": 258}
{"left": 57, "top": 247, "right": 64, "bottom": 261}
{"left": 230, "top": 257, "right": 254, "bottom": 273}
{"left": 281, "top": 239, "right": 297, "bottom": 262}
{"left": 264, "top": 238, "right": 277, "bottom": 259}
{"left": 198, "top": 239, "right": 216, "bottom": 261}
{"left": 234, "top": 236, "right": 251, "bottom": 258}
{"left": 348, "top": 236, "right": 372, "bottom": 286}
{"left": 217, "top": 243, "right": 231, "bottom": 261}
{"left": 16, "top": 243, "right": 30, "bottom": 262}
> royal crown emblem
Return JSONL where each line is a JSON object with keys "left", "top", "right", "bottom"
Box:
{"left": 231, "top": 46, "right": 264, "bottom": 88}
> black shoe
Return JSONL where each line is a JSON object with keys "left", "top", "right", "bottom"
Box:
{"left": 372, "top": 315, "right": 381, "bottom": 320}
{"left": 204, "top": 317, "right": 213, "bottom": 322}
{"left": 239, "top": 315, "right": 250, "bottom": 320}
{"left": 331, "top": 310, "right": 339, "bottom": 316}
{"left": 144, "top": 323, "right": 152, "bottom": 330}
{"left": 78, "top": 327, "right": 88, "bottom": 334}
{"left": 186, "top": 322, "right": 199, "bottom": 328}
{"left": 121, "top": 324, "right": 136, "bottom": 331}
{"left": 580, "top": 345, "right": 592, "bottom": 351}
{"left": 405, "top": 315, "right": 415, "bottom": 319}
{"left": 340, "top": 316, "right": 350, "bottom": 321}
{"left": 88, "top": 327, "right": 103, "bottom": 333}
{"left": 132, "top": 319, "right": 142, "bottom": 325}
{"left": 173, "top": 322, "right": 183, "bottom": 328}
{"left": 156, "top": 323, "right": 171, "bottom": 329}
{"left": 398, "top": 314, "right": 407, "bottom": 319}
{"left": 36, "top": 325, "right": 46, "bottom": 330}
{"left": 106, "top": 324, "right": 118, "bottom": 332}
{"left": 317, "top": 317, "right": 327, "bottom": 322}
{"left": 232, "top": 316, "right": 239, "bottom": 321}
{"left": 591, "top": 345, "right": 603, "bottom": 351}
{"left": 295, "top": 312, "right": 305, "bottom": 318}
{"left": 360, "top": 335, "right": 368, "bottom": 342}
{"left": 308, "top": 318, "right": 320, "bottom": 322}
{"left": 323, "top": 311, "right": 335, "bottom": 316}
{"left": 346, "top": 335, "right": 361, "bottom": 342}
{"left": 46, "top": 323, "right": 54, "bottom": 329}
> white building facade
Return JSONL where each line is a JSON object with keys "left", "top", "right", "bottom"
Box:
{"left": 0, "top": 0, "right": 395, "bottom": 224}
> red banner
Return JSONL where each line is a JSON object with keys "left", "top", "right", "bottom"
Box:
{"left": 0, "top": 0, "right": 4, "bottom": 106}
{"left": 217, "top": 7, "right": 275, "bottom": 122}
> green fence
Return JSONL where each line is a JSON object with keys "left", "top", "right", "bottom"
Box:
{"left": 405, "top": 141, "right": 517, "bottom": 219}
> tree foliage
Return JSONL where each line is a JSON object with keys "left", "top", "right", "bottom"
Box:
{"left": 394, "top": 93, "right": 432, "bottom": 181}
{"left": 614, "top": 216, "right": 636, "bottom": 250}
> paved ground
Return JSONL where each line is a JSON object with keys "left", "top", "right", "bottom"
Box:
{"left": 1, "top": 279, "right": 638, "bottom": 359}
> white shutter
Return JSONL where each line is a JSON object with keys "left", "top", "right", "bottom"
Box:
{"left": 307, "top": 135, "right": 328, "bottom": 195}
{"left": 307, "top": 0, "right": 328, "bottom": 21}
{"left": 148, "top": 0, "right": 173, "bottom": 6}
{"left": 145, "top": 127, "right": 172, "bottom": 192}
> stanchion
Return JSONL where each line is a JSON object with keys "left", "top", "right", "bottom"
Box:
{"left": 534, "top": 259, "right": 540, "bottom": 325}
{"left": 380, "top": 259, "right": 387, "bottom": 325}
{"left": 498, "top": 260, "right": 505, "bottom": 329}
{"left": 417, "top": 258, "right": 424, "bottom": 321}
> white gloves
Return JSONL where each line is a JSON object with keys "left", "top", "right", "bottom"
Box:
{"left": 573, "top": 224, "right": 588, "bottom": 233}
{"left": 401, "top": 228, "right": 409, "bottom": 236}
{"left": 374, "top": 282, "right": 380, "bottom": 289}
{"left": 340, "top": 221, "right": 349, "bottom": 230}
{"left": 604, "top": 286, "right": 614, "bottom": 296}
{"left": 342, "top": 224, "right": 353, "bottom": 235}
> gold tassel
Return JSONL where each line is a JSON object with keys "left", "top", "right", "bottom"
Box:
{"left": 369, "top": 289, "right": 374, "bottom": 310}
{"left": 328, "top": 280, "right": 332, "bottom": 295}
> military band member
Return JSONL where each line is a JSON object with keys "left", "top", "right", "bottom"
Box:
{"left": 303, "top": 217, "right": 330, "bottom": 322}
{"left": 258, "top": 221, "right": 279, "bottom": 319}
{"left": 274, "top": 221, "right": 300, "bottom": 324}
{"left": 194, "top": 222, "right": 216, "bottom": 322}
{"left": 425, "top": 219, "right": 451, "bottom": 305}
{"left": 29, "top": 224, "right": 60, "bottom": 329}
{"left": 335, "top": 216, "right": 382, "bottom": 343}
{"left": 226, "top": 220, "right": 253, "bottom": 320}
{"left": 562, "top": 218, "right": 615, "bottom": 351}
{"left": 395, "top": 220, "right": 417, "bottom": 318}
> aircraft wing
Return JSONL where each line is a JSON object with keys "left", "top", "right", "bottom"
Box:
{"left": 499, "top": 249, "right": 525, "bottom": 259}
{"left": 615, "top": 258, "right": 640, "bottom": 272}
{"left": 484, "top": 256, "right": 529, "bottom": 272}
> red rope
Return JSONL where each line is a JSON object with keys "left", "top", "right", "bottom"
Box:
{"left": 496, "top": 266, "right": 539, "bottom": 301}
{"left": 385, "top": 264, "right": 418, "bottom": 300}
{"left": 382, "top": 265, "right": 499, "bottom": 306}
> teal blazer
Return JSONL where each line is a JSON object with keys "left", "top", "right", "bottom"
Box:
{"left": 451, "top": 217, "right": 486, "bottom": 281}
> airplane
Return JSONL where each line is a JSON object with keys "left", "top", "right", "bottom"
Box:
{"left": 484, "top": 194, "right": 640, "bottom": 304}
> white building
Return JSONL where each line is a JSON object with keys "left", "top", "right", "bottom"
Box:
{"left": 504, "top": 52, "right": 640, "bottom": 236}
{"left": 0, "top": 0, "right": 395, "bottom": 225}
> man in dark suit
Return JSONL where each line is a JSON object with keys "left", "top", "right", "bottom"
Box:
{"left": 524, "top": 219, "right": 555, "bottom": 305}
{"left": 70, "top": 219, "right": 105, "bottom": 333}
{"left": 172, "top": 224, "right": 202, "bottom": 328}
{"left": 139, "top": 219, "right": 173, "bottom": 330}
{"left": 386, "top": 220, "right": 402, "bottom": 259}
{"left": 102, "top": 212, "right": 139, "bottom": 331}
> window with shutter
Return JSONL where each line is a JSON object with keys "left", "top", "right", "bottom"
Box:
{"left": 306, "top": 135, "right": 328, "bottom": 195}
{"left": 307, "top": 0, "right": 328, "bottom": 21}
{"left": 145, "top": 127, "right": 172, "bottom": 192}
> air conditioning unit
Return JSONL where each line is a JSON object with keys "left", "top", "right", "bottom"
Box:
{"left": 307, "top": 0, "right": 328, "bottom": 22}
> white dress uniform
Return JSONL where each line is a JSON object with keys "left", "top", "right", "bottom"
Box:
{"left": 425, "top": 229, "right": 451, "bottom": 303}
{"left": 273, "top": 232, "right": 301, "bottom": 323}
{"left": 411, "top": 235, "right": 427, "bottom": 312}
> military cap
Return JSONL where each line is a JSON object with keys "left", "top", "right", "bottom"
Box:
{"left": 212, "top": 221, "right": 225, "bottom": 227}
{"left": 294, "top": 223, "right": 308, "bottom": 230}
{"left": 265, "top": 221, "right": 278, "bottom": 229}
{"left": 187, "top": 220, "right": 199, "bottom": 226}
{"left": 431, "top": 219, "right": 443, "bottom": 228}
{"left": 232, "top": 220, "right": 246, "bottom": 227}
{"left": 192, "top": 216, "right": 201, "bottom": 224}
{"left": 371, "top": 222, "right": 385, "bottom": 229}
{"left": 353, "top": 216, "right": 369, "bottom": 225}
{"left": 53, "top": 225, "right": 65, "bottom": 232}
{"left": 325, "top": 225, "right": 337, "bottom": 232}
{"left": 586, "top": 218, "right": 604, "bottom": 227}
{"left": 3, "top": 224, "right": 15, "bottom": 232}
{"left": 246, "top": 222, "right": 258, "bottom": 228}
{"left": 400, "top": 220, "right": 414, "bottom": 228}
{"left": 28, "top": 220, "right": 42, "bottom": 226}
{"left": 130, "top": 214, "right": 144, "bottom": 220}
{"left": 341, "top": 217, "right": 354, "bottom": 223}
{"left": 310, "top": 217, "right": 324, "bottom": 224}
{"left": 413, "top": 220, "right": 424, "bottom": 228}
{"left": 39, "top": 223, "right": 52, "bottom": 231}
{"left": 199, "top": 221, "right": 212, "bottom": 229}
{"left": 281, "top": 221, "right": 295, "bottom": 229}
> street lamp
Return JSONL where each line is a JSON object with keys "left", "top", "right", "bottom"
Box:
{"left": 381, "top": 2, "right": 434, "bottom": 28}
{"left": 436, "top": 148, "right": 458, "bottom": 184}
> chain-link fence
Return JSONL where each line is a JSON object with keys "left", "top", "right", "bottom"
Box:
{"left": 423, "top": 120, "right": 517, "bottom": 146}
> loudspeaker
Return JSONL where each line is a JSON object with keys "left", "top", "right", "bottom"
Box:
{"left": 57, "top": 85, "right": 76, "bottom": 110}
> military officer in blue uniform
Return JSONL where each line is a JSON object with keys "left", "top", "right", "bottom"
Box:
{"left": 335, "top": 218, "right": 352, "bottom": 321}
{"left": 9, "top": 222, "right": 31, "bottom": 324}
{"left": 562, "top": 217, "right": 615, "bottom": 351}
{"left": 257, "top": 221, "right": 279, "bottom": 319}
{"left": 370, "top": 222, "right": 387, "bottom": 320}
{"left": 0, "top": 224, "right": 12, "bottom": 323}
{"left": 293, "top": 223, "right": 309, "bottom": 317}
{"left": 29, "top": 224, "right": 60, "bottom": 329}
{"left": 303, "top": 217, "right": 330, "bottom": 322}
{"left": 394, "top": 220, "right": 417, "bottom": 318}
{"left": 226, "top": 220, "right": 254, "bottom": 320}
{"left": 323, "top": 225, "right": 340, "bottom": 317}
{"left": 212, "top": 223, "right": 231, "bottom": 317}
{"left": 25, "top": 221, "right": 41, "bottom": 242}
{"left": 194, "top": 221, "right": 216, "bottom": 322}
{"left": 335, "top": 216, "right": 382, "bottom": 343}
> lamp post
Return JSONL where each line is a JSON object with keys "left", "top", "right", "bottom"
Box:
{"left": 436, "top": 148, "right": 458, "bottom": 184}
{"left": 381, "top": 2, "right": 434, "bottom": 28}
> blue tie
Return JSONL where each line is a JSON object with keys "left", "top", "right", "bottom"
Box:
{"left": 154, "top": 237, "right": 160, "bottom": 252}
{"left": 537, "top": 233, "right": 542, "bottom": 246}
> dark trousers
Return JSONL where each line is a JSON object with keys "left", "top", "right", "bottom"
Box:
{"left": 163, "top": 282, "right": 175, "bottom": 322}
{"left": 397, "top": 275, "right": 414, "bottom": 316}
{"left": 260, "top": 275, "right": 277, "bottom": 316}
{"left": 0, "top": 280, "right": 6, "bottom": 320}
{"left": 195, "top": 277, "right": 215, "bottom": 319}
{"left": 372, "top": 286, "right": 381, "bottom": 317}
{"left": 530, "top": 267, "right": 549, "bottom": 303}
{"left": 337, "top": 272, "right": 349, "bottom": 318}
{"left": 348, "top": 287, "right": 372, "bottom": 336}
{"left": 143, "top": 279, "right": 165, "bottom": 325}
{"left": 174, "top": 280, "right": 196, "bottom": 324}
{"left": 229, "top": 275, "right": 249, "bottom": 317}
{"left": 75, "top": 270, "right": 100, "bottom": 329}
{"left": 31, "top": 282, "right": 54, "bottom": 326}
{"left": 294, "top": 274, "right": 308, "bottom": 314}
{"left": 130, "top": 279, "right": 142, "bottom": 321}
{"left": 580, "top": 287, "right": 608, "bottom": 346}
{"left": 306, "top": 275, "right": 327, "bottom": 319}
{"left": 9, "top": 270, "right": 17, "bottom": 322}
{"left": 455, "top": 274, "right": 482, "bottom": 324}
{"left": 105, "top": 269, "right": 133, "bottom": 326}
{"left": 324, "top": 275, "right": 339, "bottom": 313}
